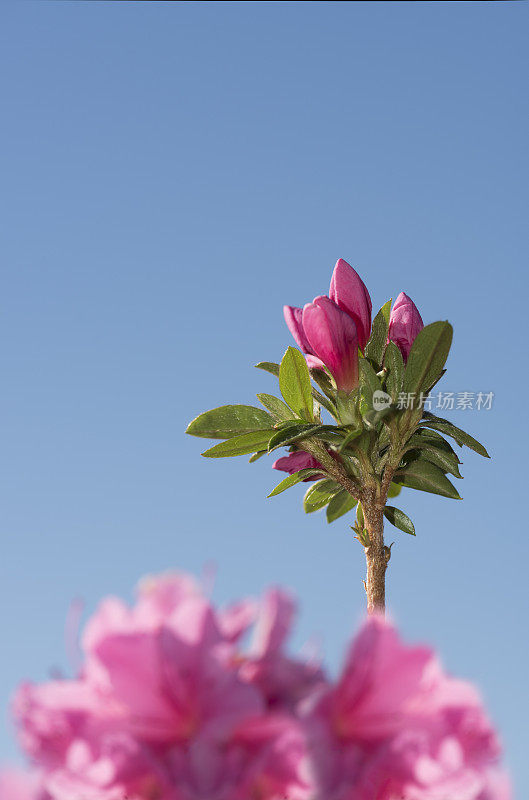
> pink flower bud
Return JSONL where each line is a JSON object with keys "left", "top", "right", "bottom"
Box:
{"left": 283, "top": 306, "right": 326, "bottom": 371}
{"left": 329, "top": 258, "right": 372, "bottom": 351}
{"left": 283, "top": 306, "right": 313, "bottom": 355}
{"left": 302, "top": 296, "right": 359, "bottom": 393}
{"left": 272, "top": 451, "right": 323, "bottom": 480}
{"left": 388, "top": 292, "right": 424, "bottom": 361}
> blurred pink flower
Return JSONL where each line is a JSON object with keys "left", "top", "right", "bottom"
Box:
{"left": 165, "top": 716, "right": 311, "bottom": 800}
{"left": 7, "top": 573, "right": 510, "bottom": 800}
{"left": 0, "top": 769, "right": 49, "bottom": 800}
{"left": 303, "top": 616, "right": 510, "bottom": 800}
{"left": 240, "top": 588, "right": 326, "bottom": 711}
{"left": 84, "top": 594, "right": 262, "bottom": 743}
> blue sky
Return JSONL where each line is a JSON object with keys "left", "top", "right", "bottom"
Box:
{"left": 1, "top": 0, "right": 527, "bottom": 793}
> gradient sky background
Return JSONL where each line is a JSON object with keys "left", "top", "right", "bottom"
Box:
{"left": 1, "top": 0, "right": 527, "bottom": 794}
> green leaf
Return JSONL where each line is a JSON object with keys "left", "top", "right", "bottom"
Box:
{"left": 405, "top": 428, "right": 463, "bottom": 478}
{"left": 365, "top": 300, "right": 391, "bottom": 365}
{"left": 279, "top": 347, "right": 314, "bottom": 421}
{"left": 249, "top": 450, "right": 267, "bottom": 463}
{"left": 202, "top": 429, "right": 274, "bottom": 458}
{"left": 358, "top": 358, "right": 383, "bottom": 425}
{"left": 255, "top": 360, "right": 337, "bottom": 417}
{"left": 257, "top": 393, "right": 295, "bottom": 422}
{"left": 310, "top": 368, "right": 335, "bottom": 398}
{"left": 384, "top": 341, "right": 405, "bottom": 400}
{"left": 406, "top": 427, "right": 459, "bottom": 454}
{"left": 268, "top": 469, "right": 323, "bottom": 497}
{"left": 187, "top": 405, "right": 274, "bottom": 439}
{"left": 404, "top": 448, "right": 463, "bottom": 479}
{"left": 384, "top": 505, "right": 416, "bottom": 535}
{"left": 359, "top": 357, "right": 381, "bottom": 397}
{"left": 255, "top": 361, "right": 280, "bottom": 376}
{"left": 326, "top": 490, "right": 357, "bottom": 523}
{"left": 339, "top": 427, "right": 363, "bottom": 452}
{"left": 267, "top": 423, "right": 323, "bottom": 453}
{"left": 387, "top": 482, "right": 402, "bottom": 498}
{"left": 403, "top": 321, "right": 453, "bottom": 395}
{"left": 303, "top": 479, "right": 341, "bottom": 513}
{"left": 419, "top": 413, "right": 490, "bottom": 458}
{"left": 394, "top": 459, "right": 461, "bottom": 499}
{"left": 356, "top": 502, "right": 364, "bottom": 527}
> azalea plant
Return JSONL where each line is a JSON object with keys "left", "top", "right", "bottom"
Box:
{"left": 187, "top": 259, "right": 489, "bottom": 613}
{"left": 1, "top": 260, "right": 509, "bottom": 800}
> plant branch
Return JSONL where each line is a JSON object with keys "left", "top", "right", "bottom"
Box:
{"left": 303, "top": 439, "right": 361, "bottom": 500}
{"left": 362, "top": 493, "right": 388, "bottom": 615}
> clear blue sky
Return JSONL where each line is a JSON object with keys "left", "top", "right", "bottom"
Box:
{"left": 1, "top": 0, "right": 527, "bottom": 793}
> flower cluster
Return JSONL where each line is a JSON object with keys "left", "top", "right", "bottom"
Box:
{"left": 3, "top": 573, "right": 510, "bottom": 800}
{"left": 283, "top": 258, "right": 423, "bottom": 393}
{"left": 276, "top": 258, "right": 424, "bottom": 479}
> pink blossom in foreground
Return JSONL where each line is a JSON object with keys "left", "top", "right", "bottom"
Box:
{"left": 388, "top": 290, "right": 424, "bottom": 361}
{"left": 241, "top": 588, "right": 325, "bottom": 711}
{"left": 0, "top": 769, "right": 49, "bottom": 799}
{"left": 4, "top": 573, "right": 510, "bottom": 800}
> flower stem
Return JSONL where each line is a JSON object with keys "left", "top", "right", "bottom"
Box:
{"left": 362, "top": 498, "right": 388, "bottom": 615}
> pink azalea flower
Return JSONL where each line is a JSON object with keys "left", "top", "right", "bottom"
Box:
{"left": 43, "top": 734, "right": 168, "bottom": 800}
{"left": 13, "top": 680, "right": 104, "bottom": 769}
{"left": 283, "top": 305, "right": 326, "bottom": 371}
{"left": 329, "top": 258, "right": 372, "bottom": 352}
{"left": 310, "top": 615, "right": 434, "bottom": 742}
{"left": 304, "top": 616, "right": 511, "bottom": 800}
{"left": 0, "top": 769, "right": 49, "bottom": 800}
{"left": 166, "top": 716, "right": 312, "bottom": 800}
{"left": 303, "top": 295, "right": 359, "bottom": 393}
{"left": 272, "top": 450, "right": 324, "bottom": 480}
{"left": 9, "top": 573, "right": 510, "bottom": 800}
{"left": 388, "top": 291, "right": 424, "bottom": 361}
{"left": 85, "top": 594, "right": 263, "bottom": 743}
{"left": 240, "top": 589, "right": 326, "bottom": 711}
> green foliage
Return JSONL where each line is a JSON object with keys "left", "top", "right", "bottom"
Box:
{"left": 255, "top": 361, "right": 280, "bottom": 376}
{"left": 326, "top": 490, "right": 357, "bottom": 523}
{"left": 394, "top": 458, "right": 461, "bottom": 499}
{"left": 420, "top": 413, "right": 490, "bottom": 458}
{"left": 358, "top": 357, "right": 381, "bottom": 409}
{"left": 187, "top": 405, "right": 274, "bottom": 439}
{"left": 384, "top": 341, "right": 405, "bottom": 400}
{"left": 403, "top": 321, "right": 453, "bottom": 395}
{"left": 365, "top": 300, "right": 391, "bottom": 365}
{"left": 383, "top": 505, "right": 415, "bottom": 535}
{"left": 187, "top": 316, "right": 489, "bottom": 540}
{"left": 303, "top": 479, "right": 341, "bottom": 512}
{"left": 256, "top": 393, "right": 295, "bottom": 422}
{"left": 278, "top": 347, "right": 314, "bottom": 421}
{"left": 268, "top": 469, "right": 323, "bottom": 497}
{"left": 405, "top": 446, "right": 463, "bottom": 480}
{"left": 202, "top": 430, "right": 274, "bottom": 458}
{"left": 267, "top": 423, "right": 328, "bottom": 453}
